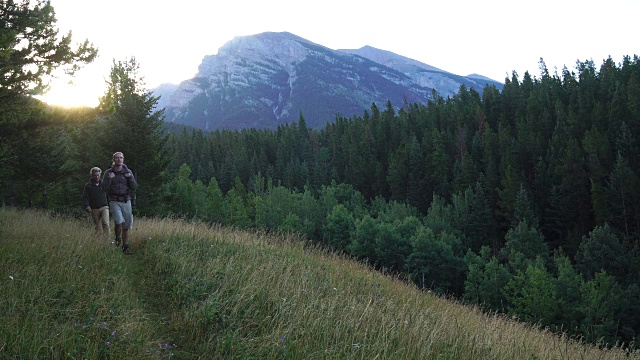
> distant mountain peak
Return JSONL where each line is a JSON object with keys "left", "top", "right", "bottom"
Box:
{"left": 466, "top": 73, "right": 500, "bottom": 81}
{"left": 157, "top": 32, "right": 503, "bottom": 131}
{"left": 339, "top": 46, "right": 447, "bottom": 74}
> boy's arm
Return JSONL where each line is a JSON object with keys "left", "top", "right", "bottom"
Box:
{"left": 101, "top": 170, "right": 112, "bottom": 192}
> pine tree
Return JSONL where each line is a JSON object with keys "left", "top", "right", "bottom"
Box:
{"left": 583, "top": 126, "right": 611, "bottom": 226}
{"left": 467, "top": 174, "right": 495, "bottom": 251}
{"left": 579, "top": 271, "right": 623, "bottom": 344}
{"left": 0, "top": 0, "right": 97, "bottom": 98}
{"left": 406, "top": 135, "right": 428, "bottom": 213}
{"left": 512, "top": 185, "right": 539, "bottom": 230}
{"left": 553, "top": 254, "right": 582, "bottom": 332}
{"left": 375, "top": 221, "right": 411, "bottom": 272}
{"left": 223, "top": 188, "right": 252, "bottom": 228}
{"left": 175, "top": 164, "right": 196, "bottom": 215}
{"left": 575, "top": 224, "right": 630, "bottom": 283}
{"left": 606, "top": 152, "right": 640, "bottom": 238}
{"left": 386, "top": 144, "right": 408, "bottom": 201}
{"left": 504, "top": 258, "right": 557, "bottom": 326}
{"left": 406, "top": 227, "right": 465, "bottom": 293}
{"left": 323, "top": 204, "right": 355, "bottom": 251}
{"left": 0, "top": 0, "right": 96, "bottom": 207}
{"left": 496, "top": 164, "right": 521, "bottom": 230}
{"left": 556, "top": 138, "right": 593, "bottom": 253}
{"left": 501, "top": 220, "right": 548, "bottom": 273}
{"left": 206, "top": 177, "right": 224, "bottom": 223}
{"left": 98, "top": 58, "right": 168, "bottom": 211}
{"left": 426, "top": 128, "right": 451, "bottom": 198}
{"left": 349, "top": 215, "right": 379, "bottom": 264}
{"left": 463, "top": 247, "right": 512, "bottom": 312}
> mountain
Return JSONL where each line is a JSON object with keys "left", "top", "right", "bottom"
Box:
{"left": 152, "top": 83, "right": 179, "bottom": 111}
{"left": 157, "top": 32, "right": 503, "bottom": 131}
{"left": 339, "top": 46, "right": 503, "bottom": 97}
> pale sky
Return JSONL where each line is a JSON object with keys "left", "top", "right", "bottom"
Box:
{"left": 39, "top": 0, "right": 639, "bottom": 107}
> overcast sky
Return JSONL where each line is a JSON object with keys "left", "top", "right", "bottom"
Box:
{"left": 40, "top": 0, "right": 639, "bottom": 107}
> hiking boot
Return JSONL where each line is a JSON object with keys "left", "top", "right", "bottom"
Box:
{"left": 114, "top": 237, "right": 121, "bottom": 247}
{"left": 122, "top": 244, "right": 131, "bottom": 255}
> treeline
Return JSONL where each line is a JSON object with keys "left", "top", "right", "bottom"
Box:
{"left": 155, "top": 166, "right": 638, "bottom": 345}
{"left": 2, "top": 55, "right": 640, "bottom": 347}
{"left": 156, "top": 56, "right": 640, "bottom": 346}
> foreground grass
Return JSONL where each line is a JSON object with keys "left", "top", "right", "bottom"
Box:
{"left": 1, "top": 208, "right": 637, "bottom": 359}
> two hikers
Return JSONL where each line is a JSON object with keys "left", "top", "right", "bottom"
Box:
{"left": 83, "top": 151, "right": 137, "bottom": 255}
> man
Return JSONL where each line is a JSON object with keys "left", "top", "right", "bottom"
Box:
{"left": 102, "top": 152, "right": 138, "bottom": 255}
{"left": 82, "top": 167, "right": 110, "bottom": 238}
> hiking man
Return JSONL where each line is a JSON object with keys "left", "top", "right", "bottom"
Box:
{"left": 82, "top": 167, "right": 110, "bottom": 238}
{"left": 103, "top": 152, "right": 137, "bottom": 255}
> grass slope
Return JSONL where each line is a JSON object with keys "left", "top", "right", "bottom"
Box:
{"left": 1, "top": 208, "right": 637, "bottom": 359}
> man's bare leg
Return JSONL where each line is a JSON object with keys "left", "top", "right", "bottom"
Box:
{"left": 122, "top": 228, "right": 131, "bottom": 254}
{"left": 114, "top": 223, "right": 123, "bottom": 245}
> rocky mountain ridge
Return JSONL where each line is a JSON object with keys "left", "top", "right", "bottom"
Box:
{"left": 157, "top": 32, "right": 503, "bottom": 130}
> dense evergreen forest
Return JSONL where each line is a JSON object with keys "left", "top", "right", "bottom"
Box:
{"left": 151, "top": 58, "right": 640, "bottom": 346}
{"left": 2, "top": 2, "right": 639, "bottom": 345}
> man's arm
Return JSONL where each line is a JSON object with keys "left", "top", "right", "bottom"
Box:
{"left": 126, "top": 171, "right": 138, "bottom": 190}
{"left": 82, "top": 184, "right": 91, "bottom": 212}
{"left": 101, "top": 170, "right": 112, "bottom": 192}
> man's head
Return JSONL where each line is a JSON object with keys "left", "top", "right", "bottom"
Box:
{"left": 90, "top": 167, "right": 102, "bottom": 182}
{"left": 112, "top": 152, "right": 124, "bottom": 167}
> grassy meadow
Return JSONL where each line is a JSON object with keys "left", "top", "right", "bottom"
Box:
{"left": 1, "top": 207, "right": 638, "bottom": 359}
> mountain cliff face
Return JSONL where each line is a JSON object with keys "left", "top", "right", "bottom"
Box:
{"left": 339, "top": 46, "right": 503, "bottom": 99}
{"left": 159, "top": 32, "right": 503, "bottom": 131}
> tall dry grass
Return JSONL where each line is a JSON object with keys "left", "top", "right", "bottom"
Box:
{"left": 1, "top": 207, "right": 637, "bottom": 359}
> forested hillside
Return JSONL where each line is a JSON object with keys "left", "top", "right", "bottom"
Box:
{"left": 155, "top": 56, "right": 640, "bottom": 347}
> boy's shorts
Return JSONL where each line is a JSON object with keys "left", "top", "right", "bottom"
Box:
{"left": 109, "top": 200, "right": 133, "bottom": 229}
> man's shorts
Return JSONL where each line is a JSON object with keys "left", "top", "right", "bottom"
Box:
{"left": 109, "top": 200, "right": 133, "bottom": 229}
